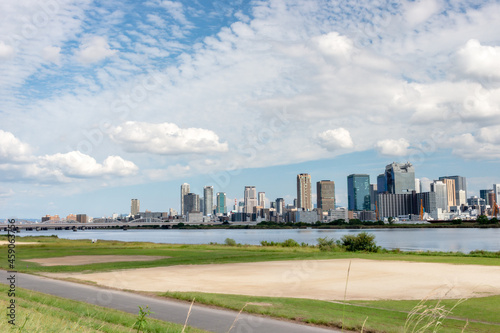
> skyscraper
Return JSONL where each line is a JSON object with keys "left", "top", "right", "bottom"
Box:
{"left": 440, "top": 178, "right": 456, "bottom": 207}
{"left": 276, "top": 198, "right": 285, "bottom": 215}
{"left": 203, "top": 186, "right": 214, "bottom": 216}
{"left": 377, "top": 174, "right": 387, "bottom": 193}
{"left": 258, "top": 192, "right": 266, "bottom": 208}
{"left": 184, "top": 193, "right": 200, "bottom": 213}
{"left": 494, "top": 184, "right": 500, "bottom": 206}
{"left": 180, "top": 183, "right": 190, "bottom": 216}
{"left": 347, "top": 174, "right": 371, "bottom": 211}
{"left": 439, "top": 176, "right": 467, "bottom": 205}
{"left": 317, "top": 180, "right": 335, "bottom": 211}
{"left": 430, "top": 181, "right": 448, "bottom": 212}
{"left": 385, "top": 162, "right": 415, "bottom": 194}
{"left": 297, "top": 173, "right": 312, "bottom": 211}
{"left": 244, "top": 186, "right": 257, "bottom": 214}
{"left": 216, "top": 192, "right": 227, "bottom": 214}
{"left": 131, "top": 199, "right": 140, "bottom": 216}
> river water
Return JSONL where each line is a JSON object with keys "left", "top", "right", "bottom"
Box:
{"left": 17, "top": 228, "right": 500, "bottom": 253}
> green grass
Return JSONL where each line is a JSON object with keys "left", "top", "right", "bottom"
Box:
{"left": 158, "top": 291, "right": 500, "bottom": 333}
{"left": 2, "top": 235, "right": 499, "bottom": 275}
{"left": 0, "top": 284, "right": 208, "bottom": 332}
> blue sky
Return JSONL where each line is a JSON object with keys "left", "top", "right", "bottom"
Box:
{"left": 1, "top": 0, "right": 500, "bottom": 218}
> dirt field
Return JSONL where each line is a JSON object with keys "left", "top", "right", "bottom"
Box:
{"left": 0, "top": 241, "right": 38, "bottom": 245}
{"left": 42, "top": 259, "right": 500, "bottom": 300}
{"left": 24, "top": 255, "right": 169, "bottom": 266}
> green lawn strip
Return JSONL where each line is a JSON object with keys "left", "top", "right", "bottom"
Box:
{"left": 0, "top": 284, "right": 208, "bottom": 332}
{"left": 158, "top": 291, "right": 500, "bottom": 333}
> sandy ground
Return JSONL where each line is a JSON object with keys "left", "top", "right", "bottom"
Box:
{"left": 42, "top": 259, "right": 500, "bottom": 300}
{"left": 24, "top": 255, "right": 169, "bottom": 266}
{"left": 0, "top": 241, "right": 38, "bottom": 245}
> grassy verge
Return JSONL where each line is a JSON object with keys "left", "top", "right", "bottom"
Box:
{"left": 0, "top": 284, "right": 207, "bottom": 332}
{"left": 1, "top": 235, "right": 499, "bottom": 275}
{"left": 158, "top": 291, "right": 500, "bottom": 333}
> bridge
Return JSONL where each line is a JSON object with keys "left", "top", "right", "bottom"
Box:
{"left": 1, "top": 220, "right": 221, "bottom": 232}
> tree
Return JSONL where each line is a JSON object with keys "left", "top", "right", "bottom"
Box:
{"left": 340, "top": 232, "right": 380, "bottom": 252}
{"left": 476, "top": 215, "right": 490, "bottom": 225}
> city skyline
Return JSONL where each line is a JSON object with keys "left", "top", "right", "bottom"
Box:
{"left": 1, "top": 1, "right": 500, "bottom": 218}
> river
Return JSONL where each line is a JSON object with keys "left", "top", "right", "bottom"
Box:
{"left": 16, "top": 228, "right": 500, "bottom": 253}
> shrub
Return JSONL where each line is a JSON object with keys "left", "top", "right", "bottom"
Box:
{"left": 282, "top": 239, "right": 300, "bottom": 247}
{"left": 317, "top": 237, "right": 338, "bottom": 252}
{"left": 224, "top": 238, "right": 237, "bottom": 246}
{"left": 340, "top": 232, "right": 379, "bottom": 252}
{"left": 476, "top": 215, "right": 490, "bottom": 224}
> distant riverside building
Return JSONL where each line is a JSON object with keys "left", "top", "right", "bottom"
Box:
{"left": 317, "top": 180, "right": 335, "bottom": 211}
{"left": 76, "top": 214, "right": 88, "bottom": 223}
{"left": 41, "top": 214, "right": 60, "bottom": 222}
{"left": 258, "top": 192, "right": 266, "bottom": 208}
{"left": 244, "top": 186, "right": 257, "bottom": 214}
{"left": 430, "top": 181, "right": 448, "bottom": 212}
{"left": 297, "top": 173, "right": 312, "bottom": 210}
{"left": 494, "top": 184, "right": 500, "bottom": 206}
{"left": 66, "top": 214, "right": 77, "bottom": 221}
{"left": 131, "top": 199, "right": 140, "bottom": 216}
{"left": 377, "top": 174, "right": 387, "bottom": 193}
{"left": 184, "top": 193, "right": 200, "bottom": 213}
{"left": 439, "top": 176, "right": 467, "bottom": 205}
{"left": 203, "top": 186, "right": 214, "bottom": 216}
{"left": 370, "top": 184, "right": 378, "bottom": 211}
{"left": 181, "top": 183, "right": 190, "bottom": 215}
{"left": 415, "top": 179, "right": 421, "bottom": 193}
{"left": 276, "top": 198, "right": 285, "bottom": 215}
{"left": 439, "top": 178, "right": 456, "bottom": 207}
{"left": 385, "top": 162, "right": 415, "bottom": 194}
{"left": 216, "top": 192, "right": 227, "bottom": 214}
{"left": 347, "top": 174, "right": 371, "bottom": 211}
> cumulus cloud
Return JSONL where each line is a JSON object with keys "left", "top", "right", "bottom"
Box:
{"left": 0, "top": 130, "right": 32, "bottom": 162}
{"left": 0, "top": 41, "right": 14, "bottom": 60}
{"left": 403, "top": 0, "right": 441, "bottom": 26}
{"left": 478, "top": 126, "right": 500, "bottom": 144}
{"left": 311, "top": 32, "right": 353, "bottom": 62}
{"left": 376, "top": 138, "right": 411, "bottom": 156}
{"left": 317, "top": 128, "right": 354, "bottom": 151}
{"left": 447, "top": 133, "right": 500, "bottom": 159}
{"left": 77, "top": 36, "right": 117, "bottom": 64}
{"left": 109, "top": 121, "right": 229, "bottom": 155}
{"left": 457, "top": 39, "right": 500, "bottom": 81}
{"left": 43, "top": 46, "right": 61, "bottom": 64}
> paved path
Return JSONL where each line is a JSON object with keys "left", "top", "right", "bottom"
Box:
{"left": 0, "top": 270, "right": 341, "bottom": 333}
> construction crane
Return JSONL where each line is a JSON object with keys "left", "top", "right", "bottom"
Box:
{"left": 493, "top": 200, "right": 499, "bottom": 218}
{"left": 419, "top": 199, "right": 424, "bottom": 220}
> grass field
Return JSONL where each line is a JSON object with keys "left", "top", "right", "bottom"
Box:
{"left": 158, "top": 291, "right": 500, "bottom": 333}
{"left": 2, "top": 235, "right": 500, "bottom": 332}
{"left": 0, "top": 284, "right": 208, "bottom": 332}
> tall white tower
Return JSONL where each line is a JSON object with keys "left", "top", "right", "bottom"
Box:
{"left": 181, "top": 183, "right": 190, "bottom": 216}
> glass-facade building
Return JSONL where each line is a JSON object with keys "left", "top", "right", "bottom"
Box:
{"left": 216, "top": 192, "right": 226, "bottom": 214}
{"left": 385, "top": 162, "right": 415, "bottom": 194}
{"left": 347, "top": 174, "right": 371, "bottom": 211}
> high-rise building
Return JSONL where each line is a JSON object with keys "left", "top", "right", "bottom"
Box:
{"left": 76, "top": 214, "right": 88, "bottom": 223}
{"left": 439, "top": 176, "right": 467, "bottom": 205}
{"left": 370, "top": 184, "right": 378, "bottom": 211}
{"left": 347, "top": 174, "right": 371, "bottom": 211}
{"left": 440, "top": 178, "right": 456, "bottom": 207}
{"left": 480, "top": 189, "right": 494, "bottom": 206}
{"left": 430, "top": 181, "right": 448, "bottom": 212}
{"left": 377, "top": 174, "right": 387, "bottom": 193}
{"left": 297, "top": 173, "right": 312, "bottom": 211}
{"left": 415, "top": 179, "right": 421, "bottom": 193}
{"left": 276, "top": 198, "right": 285, "bottom": 215}
{"left": 385, "top": 162, "right": 415, "bottom": 194}
{"left": 131, "top": 199, "right": 140, "bottom": 216}
{"left": 203, "top": 186, "right": 214, "bottom": 216}
{"left": 184, "top": 193, "right": 200, "bottom": 213}
{"left": 317, "top": 180, "right": 335, "bottom": 211}
{"left": 216, "top": 192, "right": 227, "bottom": 214}
{"left": 244, "top": 186, "right": 257, "bottom": 214}
{"left": 181, "top": 183, "right": 190, "bottom": 215}
{"left": 494, "top": 184, "right": 500, "bottom": 206}
{"left": 258, "top": 192, "right": 266, "bottom": 208}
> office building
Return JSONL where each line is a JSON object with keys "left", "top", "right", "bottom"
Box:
{"left": 415, "top": 179, "right": 421, "bottom": 193}
{"left": 276, "top": 198, "right": 285, "bottom": 215}
{"left": 181, "top": 183, "right": 190, "bottom": 215}
{"left": 377, "top": 174, "right": 387, "bottom": 193}
{"left": 131, "top": 199, "right": 140, "bottom": 216}
{"left": 347, "top": 174, "right": 371, "bottom": 211}
{"left": 439, "top": 176, "right": 467, "bottom": 205}
{"left": 440, "top": 178, "right": 456, "bottom": 207}
{"left": 430, "top": 181, "right": 448, "bottom": 212}
{"left": 76, "top": 214, "right": 88, "bottom": 223}
{"left": 244, "top": 186, "right": 257, "bottom": 214}
{"left": 385, "top": 162, "right": 415, "bottom": 194}
{"left": 203, "top": 186, "right": 214, "bottom": 216}
{"left": 258, "top": 192, "right": 266, "bottom": 208}
{"left": 370, "top": 184, "right": 378, "bottom": 211}
{"left": 216, "top": 192, "right": 227, "bottom": 214}
{"left": 297, "top": 173, "right": 312, "bottom": 210}
{"left": 184, "top": 193, "right": 200, "bottom": 213}
{"left": 480, "top": 189, "right": 493, "bottom": 205}
{"left": 494, "top": 184, "right": 500, "bottom": 205}
{"left": 317, "top": 180, "right": 335, "bottom": 211}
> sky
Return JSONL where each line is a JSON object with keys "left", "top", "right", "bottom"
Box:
{"left": 1, "top": 0, "right": 500, "bottom": 219}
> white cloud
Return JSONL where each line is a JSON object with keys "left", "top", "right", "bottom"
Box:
{"left": 0, "top": 130, "right": 32, "bottom": 162}
{"left": 77, "top": 36, "right": 117, "bottom": 64}
{"left": 311, "top": 32, "right": 353, "bottom": 62}
{"left": 478, "top": 126, "right": 500, "bottom": 144}
{"left": 457, "top": 39, "right": 500, "bottom": 81}
{"left": 376, "top": 138, "right": 411, "bottom": 156}
{"left": 404, "top": 0, "right": 441, "bottom": 26}
{"left": 42, "top": 46, "right": 61, "bottom": 64}
{"left": 0, "top": 41, "right": 14, "bottom": 60}
{"left": 109, "top": 121, "right": 229, "bottom": 155}
{"left": 447, "top": 133, "right": 500, "bottom": 159}
{"left": 317, "top": 128, "right": 354, "bottom": 151}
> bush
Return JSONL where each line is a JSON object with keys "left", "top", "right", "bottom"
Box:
{"left": 340, "top": 232, "right": 380, "bottom": 252}
{"left": 476, "top": 215, "right": 490, "bottom": 224}
{"left": 281, "top": 239, "right": 300, "bottom": 247}
{"left": 317, "top": 237, "right": 339, "bottom": 252}
{"left": 224, "top": 238, "right": 237, "bottom": 246}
